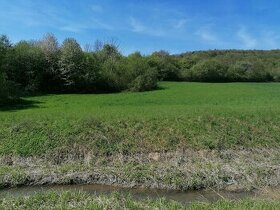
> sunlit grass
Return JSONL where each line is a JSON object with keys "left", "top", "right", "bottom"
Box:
{"left": 1, "top": 82, "right": 280, "bottom": 155}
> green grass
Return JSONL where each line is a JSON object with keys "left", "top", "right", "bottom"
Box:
{"left": 0, "top": 191, "right": 279, "bottom": 210}
{"left": 1, "top": 82, "right": 280, "bottom": 155}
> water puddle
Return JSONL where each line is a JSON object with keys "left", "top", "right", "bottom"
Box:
{"left": 0, "top": 184, "right": 254, "bottom": 204}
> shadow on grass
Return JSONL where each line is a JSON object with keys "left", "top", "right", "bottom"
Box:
{"left": 155, "top": 85, "right": 168, "bottom": 91}
{"left": 0, "top": 98, "right": 43, "bottom": 112}
{"left": 57, "top": 84, "right": 169, "bottom": 95}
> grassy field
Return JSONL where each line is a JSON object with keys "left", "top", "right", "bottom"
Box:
{"left": 0, "top": 82, "right": 280, "bottom": 155}
{"left": 0, "top": 82, "right": 280, "bottom": 191}
{"left": 1, "top": 191, "right": 280, "bottom": 210}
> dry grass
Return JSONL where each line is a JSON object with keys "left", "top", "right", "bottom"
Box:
{"left": 0, "top": 149, "right": 279, "bottom": 191}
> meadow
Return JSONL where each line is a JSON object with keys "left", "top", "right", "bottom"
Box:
{"left": 0, "top": 82, "right": 280, "bottom": 192}
{"left": 0, "top": 82, "right": 280, "bottom": 156}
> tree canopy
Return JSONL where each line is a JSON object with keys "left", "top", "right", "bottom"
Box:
{"left": 1, "top": 33, "right": 280, "bottom": 104}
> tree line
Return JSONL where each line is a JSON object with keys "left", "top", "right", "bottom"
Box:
{"left": 0, "top": 34, "right": 158, "bottom": 104}
{"left": 1, "top": 33, "right": 280, "bottom": 104}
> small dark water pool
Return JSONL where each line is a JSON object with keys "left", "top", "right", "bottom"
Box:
{"left": 0, "top": 184, "right": 255, "bottom": 204}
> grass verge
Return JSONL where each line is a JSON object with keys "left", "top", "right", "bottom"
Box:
{"left": 1, "top": 191, "right": 280, "bottom": 210}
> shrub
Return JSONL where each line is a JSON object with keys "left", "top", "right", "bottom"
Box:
{"left": 148, "top": 51, "right": 181, "bottom": 81}
{"left": 0, "top": 73, "right": 20, "bottom": 104}
{"left": 190, "top": 59, "right": 228, "bottom": 82}
{"left": 228, "top": 61, "right": 271, "bottom": 82}
{"left": 126, "top": 52, "right": 158, "bottom": 91}
{"left": 4, "top": 41, "right": 47, "bottom": 95}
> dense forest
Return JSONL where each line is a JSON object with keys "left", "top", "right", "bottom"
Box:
{"left": 1, "top": 33, "right": 280, "bottom": 104}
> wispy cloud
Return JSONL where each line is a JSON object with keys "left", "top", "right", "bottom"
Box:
{"left": 127, "top": 2, "right": 190, "bottom": 38}
{"left": 60, "top": 19, "right": 113, "bottom": 32}
{"left": 0, "top": 1, "right": 113, "bottom": 33}
{"left": 197, "top": 30, "right": 217, "bottom": 42}
{"left": 237, "top": 27, "right": 257, "bottom": 49}
{"left": 60, "top": 25, "right": 82, "bottom": 33}
{"left": 129, "top": 17, "right": 146, "bottom": 33}
{"left": 174, "top": 19, "right": 187, "bottom": 29}
{"left": 195, "top": 26, "right": 218, "bottom": 43}
{"left": 3, "top": 0, "right": 280, "bottom": 53}
{"left": 129, "top": 17, "right": 164, "bottom": 36}
{"left": 262, "top": 31, "right": 280, "bottom": 49}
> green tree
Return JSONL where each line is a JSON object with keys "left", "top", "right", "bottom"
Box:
{"left": 0, "top": 35, "right": 11, "bottom": 64}
{"left": 0, "top": 68, "right": 7, "bottom": 103}
{"left": 190, "top": 59, "right": 228, "bottom": 82}
{"left": 228, "top": 61, "right": 270, "bottom": 82}
{"left": 126, "top": 52, "right": 158, "bottom": 91}
{"left": 6, "top": 41, "right": 46, "bottom": 94}
{"left": 0, "top": 35, "right": 10, "bottom": 103}
{"left": 98, "top": 43, "right": 123, "bottom": 91}
{"left": 39, "top": 33, "right": 61, "bottom": 92}
{"left": 148, "top": 51, "right": 180, "bottom": 81}
{"left": 82, "top": 52, "right": 101, "bottom": 92}
{"left": 59, "top": 38, "right": 84, "bottom": 91}
{"left": 0, "top": 36, "right": 22, "bottom": 103}
{"left": 179, "top": 56, "right": 199, "bottom": 80}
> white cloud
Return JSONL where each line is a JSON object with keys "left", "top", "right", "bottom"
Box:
{"left": 129, "top": 17, "right": 164, "bottom": 36}
{"left": 60, "top": 25, "right": 82, "bottom": 33}
{"left": 195, "top": 27, "right": 218, "bottom": 43}
{"left": 60, "top": 18, "right": 113, "bottom": 33}
{"left": 237, "top": 27, "right": 257, "bottom": 49}
{"left": 0, "top": 1, "right": 113, "bottom": 34}
{"left": 174, "top": 19, "right": 187, "bottom": 29}
{"left": 198, "top": 31, "right": 217, "bottom": 42}
{"left": 129, "top": 17, "right": 146, "bottom": 33}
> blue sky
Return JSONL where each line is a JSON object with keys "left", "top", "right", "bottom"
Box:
{"left": 0, "top": 0, "right": 280, "bottom": 54}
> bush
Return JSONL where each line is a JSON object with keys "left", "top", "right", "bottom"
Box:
{"left": 126, "top": 52, "right": 158, "bottom": 91}
{"left": 148, "top": 51, "right": 181, "bottom": 81}
{"left": 190, "top": 59, "right": 228, "bottom": 82}
{"left": 271, "top": 68, "right": 280, "bottom": 82}
{"left": 0, "top": 71, "right": 7, "bottom": 103}
{"left": 129, "top": 71, "right": 158, "bottom": 92}
{"left": 5, "top": 41, "right": 47, "bottom": 95}
{"left": 100, "top": 52, "right": 158, "bottom": 92}
{"left": 97, "top": 44, "right": 124, "bottom": 92}
{"left": 228, "top": 61, "right": 271, "bottom": 82}
{"left": 81, "top": 52, "right": 101, "bottom": 92}
{"left": 0, "top": 73, "right": 20, "bottom": 104}
{"left": 0, "top": 35, "right": 19, "bottom": 104}
{"left": 179, "top": 56, "right": 199, "bottom": 81}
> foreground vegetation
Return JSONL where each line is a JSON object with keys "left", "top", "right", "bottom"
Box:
{"left": 0, "top": 191, "right": 280, "bottom": 210}
{"left": 1, "top": 82, "right": 280, "bottom": 156}
{"left": 0, "top": 82, "right": 279, "bottom": 191}
{"left": 0, "top": 149, "right": 279, "bottom": 191}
